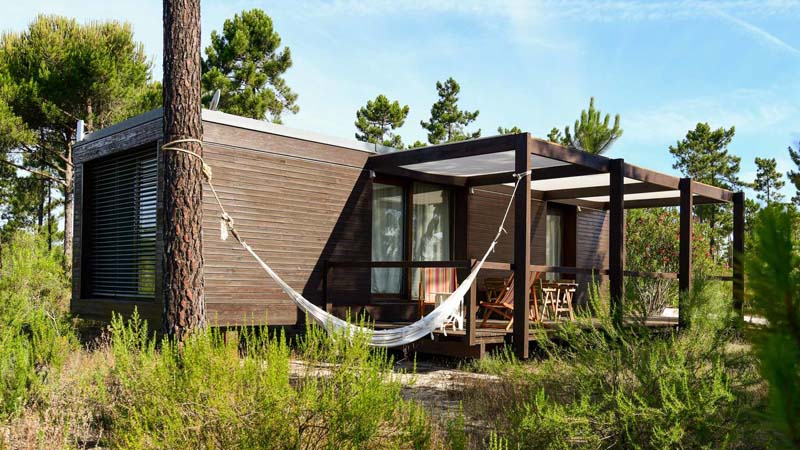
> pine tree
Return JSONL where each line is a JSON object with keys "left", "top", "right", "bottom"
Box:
{"left": 163, "top": 0, "right": 206, "bottom": 337}
{"left": 354, "top": 95, "right": 409, "bottom": 148}
{"left": 0, "top": 15, "right": 158, "bottom": 269}
{"left": 555, "top": 97, "right": 623, "bottom": 154}
{"left": 420, "top": 77, "right": 480, "bottom": 144}
{"left": 547, "top": 127, "right": 567, "bottom": 145}
{"left": 754, "top": 157, "right": 785, "bottom": 205}
{"left": 202, "top": 9, "right": 298, "bottom": 123}
{"left": 788, "top": 143, "right": 800, "bottom": 207}
{"left": 497, "top": 126, "right": 522, "bottom": 134}
{"left": 669, "top": 123, "right": 744, "bottom": 258}
{"left": 408, "top": 140, "right": 427, "bottom": 149}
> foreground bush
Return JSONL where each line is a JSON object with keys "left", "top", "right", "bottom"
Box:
{"left": 99, "top": 313, "right": 432, "bottom": 449}
{"left": 747, "top": 206, "right": 800, "bottom": 447}
{"left": 468, "top": 281, "right": 765, "bottom": 449}
{"left": 0, "top": 232, "right": 73, "bottom": 418}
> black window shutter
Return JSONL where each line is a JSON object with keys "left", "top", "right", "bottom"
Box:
{"left": 83, "top": 147, "right": 157, "bottom": 299}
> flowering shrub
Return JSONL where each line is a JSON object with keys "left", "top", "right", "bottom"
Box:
{"left": 625, "top": 209, "right": 718, "bottom": 316}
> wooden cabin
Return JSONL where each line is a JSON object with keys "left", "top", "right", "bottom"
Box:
{"left": 71, "top": 108, "right": 744, "bottom": 358}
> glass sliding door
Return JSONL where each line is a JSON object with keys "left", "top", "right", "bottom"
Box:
{"left": 546, "top": 209, "right": 564, "bottom": 280}
{"left": 411, "top": 183, "right": 451, "bottom": 299}
{"left": 371, "top": 183, "right": 405, "bottom": 294}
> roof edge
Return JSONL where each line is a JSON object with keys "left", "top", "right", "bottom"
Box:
{"left": 75, "top": 108, "right": 399, "bottom": 154}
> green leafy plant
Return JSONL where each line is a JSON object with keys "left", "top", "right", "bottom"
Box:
{"left": 747, "top": 205, "right": 800, "bottom": 447}
{"left": 0, "top": 232, "right": 74, "bottom": 418}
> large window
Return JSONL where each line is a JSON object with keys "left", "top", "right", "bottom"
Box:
{"left": 546, "top": 208, "right": 564, "bottom": 280}
{"left": 410, "top": 183, "right": 451, "bottom": 299}
{"left": 371, "top": 183, "right": 405, "bottom": 294}
{"left": 370, "top": 181, "right": 452, "bottom": 297}
{"left": 82, "top": 147, "right": 157, "bottom": 299}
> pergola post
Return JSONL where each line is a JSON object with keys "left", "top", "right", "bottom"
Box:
{"left": 679, "top": 178, "right": 693, "bottom": 328}
{"left": 513, "top": 134, "right": 531, "bottom": 359}
{"left": 454, "top": 187, "right": 476, "bottom": 346}
{"left": 732, "top": 192, "right": 745, "bottom": 318}
{"left": 609, "top": 159, "right": 625, "bottom": 327}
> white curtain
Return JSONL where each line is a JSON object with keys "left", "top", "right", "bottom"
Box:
{"left": 546, "top": 211, "right": 563, "bottom": 281}
{"left": 411, "top": 183, "right": 451, "bottom": 299}
{"left": 371, "top": 183, "right": 404, "bottom": 294}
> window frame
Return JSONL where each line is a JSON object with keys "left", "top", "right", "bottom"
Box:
{"left": 80, "top": 144, "right": 159, "bottom": 301}
{"left": 370, "top": 175, "right": 455, "bottom": 301}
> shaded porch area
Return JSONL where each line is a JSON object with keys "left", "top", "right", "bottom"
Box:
{"left": 324, "top": 133, "right": 743, "bottom": 359}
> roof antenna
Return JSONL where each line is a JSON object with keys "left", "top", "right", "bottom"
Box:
{"left": 76, "top": 119, "right": 85, "bottom": 142}
{"left": 209, "top": 89, "right": 221, "bottom": 111}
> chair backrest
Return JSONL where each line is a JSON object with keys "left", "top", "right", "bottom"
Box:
{"left": 419, "top": 267, "right": 458, "bottom": 302}
{"left": 494, "top": 271, "right": 541, "bottom": 308}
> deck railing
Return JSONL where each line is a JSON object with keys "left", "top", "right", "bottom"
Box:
{"left": 322, "top": 259, "right": 731, "bottom": 347}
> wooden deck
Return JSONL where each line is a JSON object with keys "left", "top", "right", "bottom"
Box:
{"left": 374, "top": 316, "right": 680, "bottom": 358}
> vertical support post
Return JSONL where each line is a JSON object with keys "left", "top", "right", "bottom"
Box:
{"left": 466, "top": 264, "right": 477, "bottom": 346}
{"left": 513, "top": 133, "right": 531, "bottom": 359}
{"left": 732, "top": 192, "right": 745, "bottom": 318}
{"left": 454, "top": 188, "right": 474, "bottom": 345}
{"left": 679, "top": 178, "right": 693, "bottom": 328}
{"left": 322, "top": 260, "right": 329, "bottom": 312}
{"left": 609, "top": 159, "right": 625, "bottom": 327}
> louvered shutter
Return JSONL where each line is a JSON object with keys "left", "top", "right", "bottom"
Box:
{"left": 83, "top": 147, "right": 157, "bottom": 299}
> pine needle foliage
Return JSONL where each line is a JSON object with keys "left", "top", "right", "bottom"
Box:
{"left": 746, "top": 206, "right": 800, "bottom": 447}
{"left": 202, "top": 9, "right": 298, "bottom": 123}
{"left": 550, "top": 97, "right": 623, "bottom": 155}
{"left": 420, "top": 77, "right": 480, "bottom": 145}
{"left": 753, "top": 157, "right": 785, "bottom": 205}
{"left": 354, "top": 94, "right": 409, "bottom": 148}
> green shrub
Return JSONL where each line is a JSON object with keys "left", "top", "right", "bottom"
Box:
{"left": 747, "top": 206, "right": 800, "bottom": 447}
{"left": 0, "top": 232, "right": 73, "bottom": 418}
{"left": 100, "top": 312, "right": 433, "bottom": 449}
{"left": 480, "top": 280, "right": 763, "bottom": 449}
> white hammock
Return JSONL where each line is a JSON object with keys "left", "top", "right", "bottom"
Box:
{"left": 161, "top": 138, "right": 527, "bottom": 347}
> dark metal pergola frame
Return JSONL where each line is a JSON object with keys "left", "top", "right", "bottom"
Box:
{"left": 367, "top": 133, "right": 745, "bottom": 359}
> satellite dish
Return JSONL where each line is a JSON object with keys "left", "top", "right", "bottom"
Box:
{"left": 209, "top": 89, "right": 221, "bottom": 111}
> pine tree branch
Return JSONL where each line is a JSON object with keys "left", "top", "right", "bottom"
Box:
{"left": 0, "top": 158, "right": 66, "bottom": 186}
{"left": 20, "top": 143, "right": 74, "bottom": 167}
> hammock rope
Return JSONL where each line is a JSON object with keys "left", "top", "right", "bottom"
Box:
{"left": 161, "top": 138, "right": 529, "bottom": 347}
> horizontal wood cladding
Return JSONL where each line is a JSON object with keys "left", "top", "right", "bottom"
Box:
{"left": 467, "top": 186, "right": 546, "bottom": 296}
{"left": 201, "top": 128, "right": 372, "bottom": 327}
{"left": 467, "top": 186, "right": 609, "bottom": 306}
{"left": 575, "top": 207, "right": 610, "bottom": 305}
{"left": 73, "top": 118, "right": 163, "bottom": 164}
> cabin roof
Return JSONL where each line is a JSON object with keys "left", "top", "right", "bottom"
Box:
{"left": 368, "top": 133, "right": 734, "bottom": 209}
{"left": 75, "top": 108, "right": 396, "bottom": 154}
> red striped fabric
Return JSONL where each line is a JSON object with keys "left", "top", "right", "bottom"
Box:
{"left": 421, "top": 267, "right": 458, "bottom": 301}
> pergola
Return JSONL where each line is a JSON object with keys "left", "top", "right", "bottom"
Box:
{"left": 368, "top": 133, "right": 745, "bottom": 359}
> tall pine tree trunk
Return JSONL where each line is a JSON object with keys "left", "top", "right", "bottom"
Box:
{"left": 64, "top": 142, "right": 74, "bottom": 270}
{"left": 162, "top": 0, "right": 205, "bottom": 338}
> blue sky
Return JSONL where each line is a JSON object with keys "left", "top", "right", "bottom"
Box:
{"left": 4, "top": 0, "right": 800, "bottom": 198}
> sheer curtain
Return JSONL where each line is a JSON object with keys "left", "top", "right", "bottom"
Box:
{"left": 411, "top": 183, "right": 451, "bottom": 299}
{"left": 546, "top": 211, "right": 563, "bottom": 281}
{"left": 371, "top": 183, "right": 404, "bottom": 294}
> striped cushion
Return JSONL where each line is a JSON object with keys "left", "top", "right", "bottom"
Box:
{"left": 420, "top": 267, "right": 458, "bottom": 302}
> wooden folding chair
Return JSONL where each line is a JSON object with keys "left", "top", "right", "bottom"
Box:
{"left": 418, "top": 267, "right": 459, "bottom": 319}
{"left": 479, "top": 272, "right": 541, "bottom": 330}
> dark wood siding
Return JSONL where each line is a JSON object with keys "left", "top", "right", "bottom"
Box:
{"left": 201, "top": 122, "right": 372, "bottom": 326}
{"left": 71, "top": 115, "right": 164, "bottom": 326}
{"left": 467, "top": 186, "right": 546, "bottom": 295}
{"left": 467, "top": 186, "right": 609, "bottom": 305}
{"left": 575, "top": 207, "right": 610, "bottom": 305}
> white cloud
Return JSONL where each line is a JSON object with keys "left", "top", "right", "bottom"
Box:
{"left": 623, "top": 88, "right": 798, "bottom": 143}
{"left": 711, "top": 8, "right": 800, "bottom": 55}
{"left": 292, "top": 0, "right": 800, "bottom": 21}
